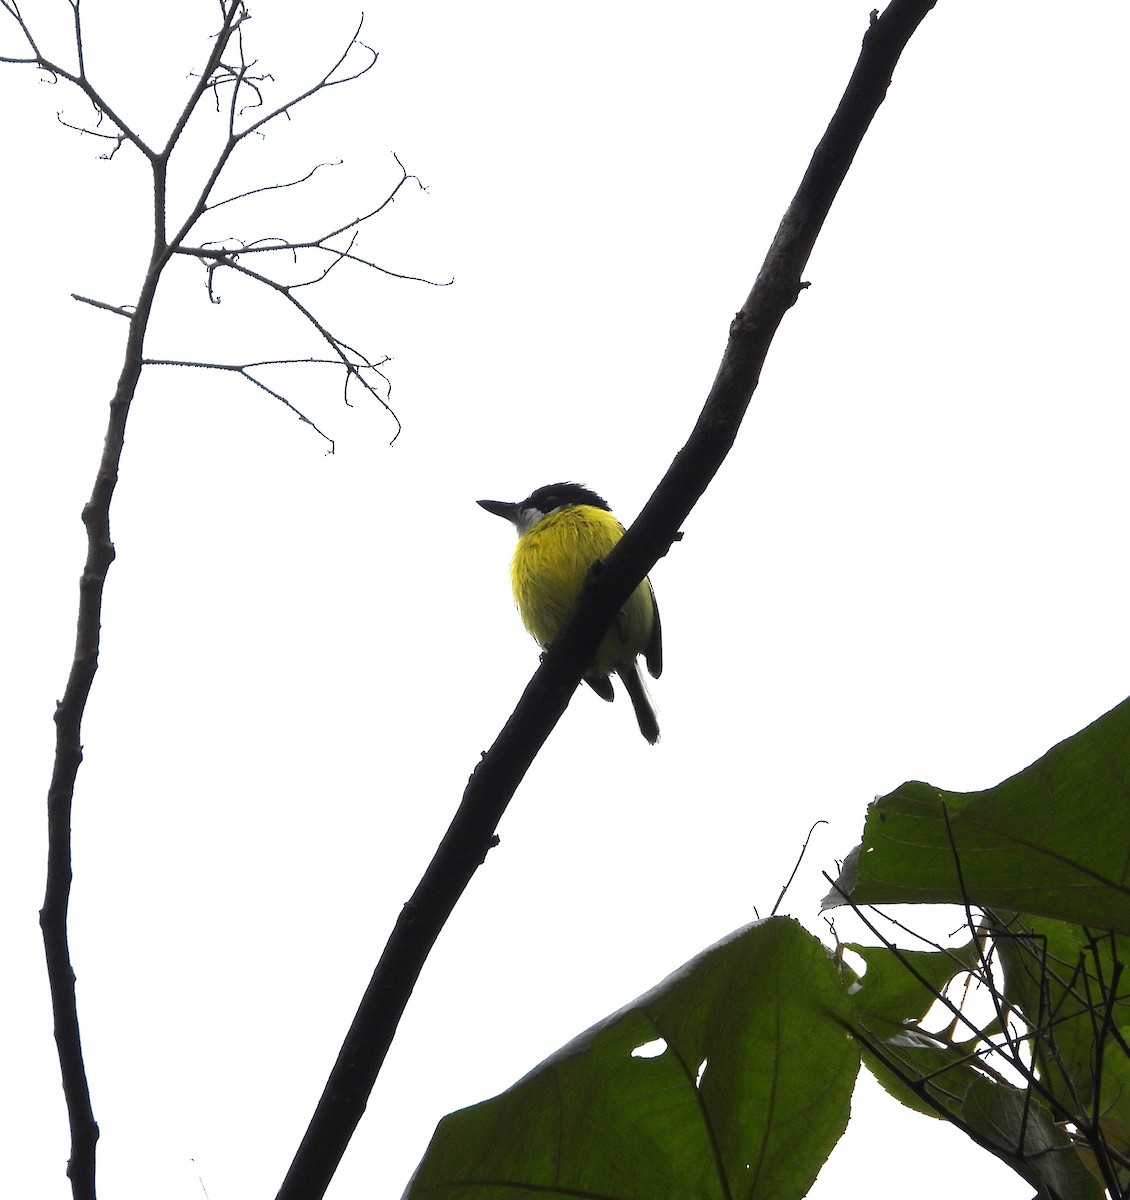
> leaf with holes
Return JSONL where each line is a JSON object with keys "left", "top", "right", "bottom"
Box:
{"left": 844, "top": 940, "right": 990, "bottom": 1119}
{"left": 403, "top": 917, "right": 858, "bottom": 1200}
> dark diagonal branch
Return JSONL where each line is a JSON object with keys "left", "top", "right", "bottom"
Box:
{"left": 273, "top": 3, "right": 941, "bottom": 1198}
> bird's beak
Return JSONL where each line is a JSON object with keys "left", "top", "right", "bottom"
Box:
{"left": 478, "top": 498, "right": 520, "bottom": 523}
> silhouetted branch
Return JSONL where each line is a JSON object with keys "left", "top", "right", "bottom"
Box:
{"left": 141, "top": 355, "right": 398, "bottom": 452}
{"left": 768, "top": 819, "right": 828, "bottom": 917}
{"left": 183, "top": 152, "right": 451, "bottom": 287}
{"left": 3, "top": 3, "right": 422, "bottom": 1195}
{"left": 71, "top": 293, "right": 134, "bottom": 317}
{"left": 273, "top": 3, "right": 941, "bottom": 1198}
{"left": 207, "top": 158, "right": 344, "bottom": 210}
{"left": 2, "top": 0, "right": 157, "bottom": 156}
{"left": 193, "top": 251, "right": 401, "bottom": 439}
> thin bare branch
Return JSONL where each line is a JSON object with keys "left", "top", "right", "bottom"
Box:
{"left": 143, "top": 357, "right": 336, "bottom": 450}
{"left": 238, "top": 17, "right": 377, "bottom": 142}
{"left": 188, "top": 153, "right": 423, "bottom": 252}
{"left": 769, "top": 820, "right": 827, "bottom": 917}
{"left": 158, "top": 0, "right": 246, "bottom": 163}
{"left": 0, "top": 0, "right": 155, "bottom": 158}
{"left": 54, "top": 109, "right": 126, "bottom": 157}
{"left": 1, "top": 0, "right": 44, "bottom": 60}
{"left": 196, "top": 251, "right": 401, "bottom": 439}
{"left": 71, "top": 293, "right": 134, "bottom": 317}
{"left": 179, "top": 155, "right": 450, "bottom": 288}
{"left": 69, "top": 0, "right": 84, "bottom": 81}
{"left": 321, "top": 246, "right": 454, "bottom": 288}
{"left": 207, "top": 158, "right": 343, "bottom": 211}
{"left": 290, "top": 234, "right": 356, "bottom": 288}
{"left": 160, "top": 10, "right": 348, "bottom": 251}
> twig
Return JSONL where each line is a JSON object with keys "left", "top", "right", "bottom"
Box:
{"left": 141, "top": 356, "right": 399, "bottom": 452}
{"left": 194, "top": 253, "right": 401, "bottom": 439}
{"left": 206, "top": 159, "right": 344, "bottom": 210}
{"left": 71, "top": 293, "right": 135, "bottom": 317}
{"left": 182, "top": 153, "right": 451, "bottom": 288}
{"left": 770, "top": 819, "right": 827, "bottom": 917}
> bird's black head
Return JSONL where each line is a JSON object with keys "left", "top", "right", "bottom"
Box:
{"left": 522, "top": 482, "right": 610, "bottom": 514}
{"left": 478, "top": 482, "right": 611, "bottom": 534}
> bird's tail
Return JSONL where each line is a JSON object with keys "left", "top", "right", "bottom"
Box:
{"left": 620, "top": 661, "right": 660, "bottom": 745}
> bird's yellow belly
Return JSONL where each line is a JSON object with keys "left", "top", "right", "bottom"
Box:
{"left": 510, "top": 505, "right": 654, "bottom": 678}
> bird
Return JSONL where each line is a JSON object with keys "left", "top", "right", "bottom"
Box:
{"left": 478, "top": 482, "right": 662, "bottom": 743}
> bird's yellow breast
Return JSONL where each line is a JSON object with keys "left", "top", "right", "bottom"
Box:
{"left": 510, "top": 504, "right": 655, "bottom": 678}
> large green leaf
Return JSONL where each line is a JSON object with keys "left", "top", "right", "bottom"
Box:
{"left": 403, "top": 917, "right": 859, "bottom": 1200}
{"left": 825, "top": 695, "right": 1130, "bottom": 932}
{"left": 845, "top": 941, "right": 989, "bottom": 1119}
{"left": 961, "top": 1077, "right": 1105, "bottom": 1200}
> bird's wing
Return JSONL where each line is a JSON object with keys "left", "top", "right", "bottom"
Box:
{"left": 645, "top": 584, "right": 662, "bottom": 679}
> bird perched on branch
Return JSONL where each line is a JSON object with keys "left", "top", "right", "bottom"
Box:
{"left": 478, "top": 482, "right": 662, "bottom": 743}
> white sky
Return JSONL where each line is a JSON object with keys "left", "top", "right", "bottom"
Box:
{"left": 3, "top": 1, "right": 1127, "bottom": 1197}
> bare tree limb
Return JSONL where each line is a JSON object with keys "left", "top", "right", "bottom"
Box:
{"left": 71, "top": 293, "right": 134, "bottom": 317}
{"left": 3, "top": 3, "right": 415, "bottom": 1194}
{"left": 1, "top": 0, "right": 159, "bottom": 157}
{"left": 188, "top": 251, "right": 403, "bottom": 438}
{"left": 42, "top": 250, "right": 164, "bottom": 1200}
{"left": 161, "top": 15, "right": 376, "bottom": 252}
{"left": 206, "top": 158, "right": 344, "bottom": 211}
{"left": 141, "top": 355, "right": 401, "bottom": 452}
{"left": 274, "top": 3, "right": 941, "bottom": 1197}
{"left": 176, "top": 152, "right": 451, "bottom": 291}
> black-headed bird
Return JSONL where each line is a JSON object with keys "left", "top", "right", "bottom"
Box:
{"left": 478, "top": 482, "right": 662, "bottom": 743}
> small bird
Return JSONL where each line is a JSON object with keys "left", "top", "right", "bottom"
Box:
{"left": 478, "top": 482, "right": 662, "bottom": 743}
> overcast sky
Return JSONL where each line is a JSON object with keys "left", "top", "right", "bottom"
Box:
{"left": 3, "top": 1, "right": 1127, "bottom": 1197}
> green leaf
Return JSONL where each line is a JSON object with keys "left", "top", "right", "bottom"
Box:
{"left": 845, "top": 941, "right": 989, "bottom": 1119}
{"left": 961, "top": 1076, "right": 1105, "bottom": 1200}
{"left": 825, "top": 695, "right": 1130, "bottom": 932}
{"left": 403, "top": 917, "right": 859, "bottom": 1200}
{"left": 857, "top": 1028, "right": 984, "bottom": 1121}
{"left": 847, "top": 941, "right": 978, "bottom": 1031}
